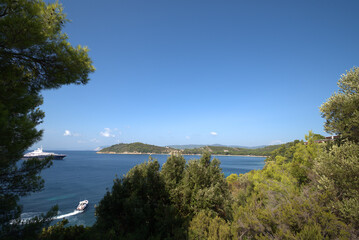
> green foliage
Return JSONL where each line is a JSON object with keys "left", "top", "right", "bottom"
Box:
{"left": 266, "top": 140, "right": 301, "bottom": 163}
{"left": 94, "top": 153, "right": 232, "bottom": 239}
{"left": 177, "top": 152, "right": 231, "bottom": 219}
{"left": 314, "top": 141, "right": 359, "bottom": 229}
{"left": 161, "top": 154, "right": 186, "bottom": 189}
{"left": 94, "top": 158, "right": 185, "bottom": 239}
{"left": 182, "top": 145, "right": 281, "bottom": 156}
{"left": 39, "top": 219, "right": 92, "bottom": 240}
{"left": 315, "top": 141, "right": 359, "bottom": 199}
{"left": 189, "top": 211, "right": 232, "bottom": 240}
{"left": 229, "top": 133, "right": 352, "bottom": 239}
{"left": 226, "top": 174, "right": 239, "bottom": 184}
{"left": 0, "top": 0, "right": 94, "bottom": 238}
{"left": 161, "top": 153, "right": 186, "bottom": 211}
{"left": 100, "top": 142, "right": 282, "bottom": 156}
{"left": 99, "top": 142, "right": 176, "bottom": 154}
{"left": 312, "top": 133, "right": 326, "bottom": 141}
{"left": 320, "top": 67, "right": 359, "bottom": 142}
{"left": 0, "top": 0, "right": 95, "bottom": 89}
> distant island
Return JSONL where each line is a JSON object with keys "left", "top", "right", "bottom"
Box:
{"left": 97, "top": 142, "right": 177, "bottom": 154}
{"left": 97, "top": 142, "right": 282, "bottom": 156}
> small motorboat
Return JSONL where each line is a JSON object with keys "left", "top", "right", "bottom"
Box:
{"left": 76, "top": 200, "right": 89, "bottom": 211}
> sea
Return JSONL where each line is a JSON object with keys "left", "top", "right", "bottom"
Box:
{"left": 19, "top": 151, "right": 266, "bottom": 226}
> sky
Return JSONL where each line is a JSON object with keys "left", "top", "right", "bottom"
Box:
{"left": 35, "top": 0, "right": 359, "bottom": 150}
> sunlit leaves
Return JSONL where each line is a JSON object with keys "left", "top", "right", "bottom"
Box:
{"left": 229, "top": 135, "right": 353, "bottom": 239}
{"left": 320, "top": 67, "right": 359, "bottom": 142}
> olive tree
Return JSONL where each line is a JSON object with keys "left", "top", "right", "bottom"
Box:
{"left": 320, "top": 67, "right": 359, "bottom": 142}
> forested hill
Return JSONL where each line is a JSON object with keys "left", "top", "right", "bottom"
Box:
{"left": 181, "top": 144, "right": 282, "bottom": 156}
{"left": 98, "top": 142, "right": 176, "bottom": 154}
{"left": 98, "top": 142, "right": 283, "bottom": 156}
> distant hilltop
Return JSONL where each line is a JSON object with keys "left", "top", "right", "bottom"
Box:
{"left": 97, "top": 142, "right": 177, "bottom": 155}
{"left": 97, "top": 142, "right": 283, "bottom": 156}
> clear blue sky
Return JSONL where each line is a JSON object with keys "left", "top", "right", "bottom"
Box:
{"left": 36, "top": 0, "right": 359, "bottom": 150}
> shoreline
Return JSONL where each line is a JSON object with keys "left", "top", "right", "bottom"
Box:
{"left": 96, "top": 152, "right": 268, "bottom": 158}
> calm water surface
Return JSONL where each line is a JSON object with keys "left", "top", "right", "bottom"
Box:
{"left": 20, "top": 151, "right": 266, "bottom": 226}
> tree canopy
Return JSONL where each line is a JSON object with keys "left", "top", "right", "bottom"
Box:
{"left": 320, "top": 67, "right": 359, "bottom": 142}
{"left": 94, "top": 159, "right": 185, "bottom": 240}
{"left": 0, "top": 0, "right": 94, "bottom": 238}
{"left": 94, "top": 153, "right": 232, "bottom": 239}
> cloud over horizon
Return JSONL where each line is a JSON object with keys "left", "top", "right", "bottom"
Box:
{"left": 63, "top": 130, "right": 80, "bottom": 137}
{"left": 100, "top": 128, "right": 115, "bottom": 138}
{"left": 270, "top": 140, "right": 285, "bottom": 145}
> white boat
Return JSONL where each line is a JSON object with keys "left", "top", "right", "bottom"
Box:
{"left": 23, "top": 146, "right": 66, "bottom": 160}
{"left": 76, "top": 200, "right": 89, "bottom": 211}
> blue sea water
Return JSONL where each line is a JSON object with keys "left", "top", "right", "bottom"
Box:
{"left": 19, "top": 151, "right": 266, "bottom": 226}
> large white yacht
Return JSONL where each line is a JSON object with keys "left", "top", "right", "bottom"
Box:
{"left": 23, "top": 146, "right": 66, "bottom": 160}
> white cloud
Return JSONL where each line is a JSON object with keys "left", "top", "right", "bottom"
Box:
{"left": 186, "top": 136, "right": 191, "bottom": 140}
{"left": 64, "top": 130, "right": 71, "bottom": 136}
{"left": 100, "top": 128, "right": 115, "bottom": 138}
{"left": 210, "top": 132, "right": 218, "bottom": 136}
{"left": 94, "top": 147, "right": 102, "bottom": 151}
{"left": 270, "top": 140, "right": 284, "bottom": 145}
{"left": 64, "top": 130, "right": 80, "bottom": 137}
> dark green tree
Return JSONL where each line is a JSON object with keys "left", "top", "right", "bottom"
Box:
{"left": 320, "top": 67, "right": 359, "bottom": 142}
{"left": 179, "top": 152, "right": 231, "bottom": 219}
{"left": 0, "top": 0, "right": 94, "bottom": 238}
{"left": 314, "top": 141, "right": 359, "bottom": 229}
{"left": 39, "top": 219, "right": 93, "bottom": 240}
{"left": 161, "top": 153, "right": 186, "bottom": 211}
{"left": 94, "top": 159, "right": 185, "bottom": 240}
{"left": 161, "top": 153, "right": 186, "bottom": 189}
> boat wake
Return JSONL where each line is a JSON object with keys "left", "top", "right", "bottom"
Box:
{"left": 54, "top": 210, "right": 82, "bottom": 219}
{"left": 12, "top": 209, "right": 84, "bottom": 224}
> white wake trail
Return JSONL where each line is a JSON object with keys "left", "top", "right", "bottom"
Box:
{"left": 11, "top": 210, "right": 83, "bottom": 224}
{"left": 54, "top": 210, "right": 82, "bottom": 219}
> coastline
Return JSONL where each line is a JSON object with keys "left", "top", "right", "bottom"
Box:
{"left": 96, "top": 152, "right": 268, "bottom": 158}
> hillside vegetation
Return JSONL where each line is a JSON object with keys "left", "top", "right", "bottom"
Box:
{"left": 181, "top": 144, "right": 282, "bottom": 156}
{"left": 99, "top": 142, "right": 282, "bottom": 156}
{"left": 98, "top": 142, "right": 176, "bottom": 154}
